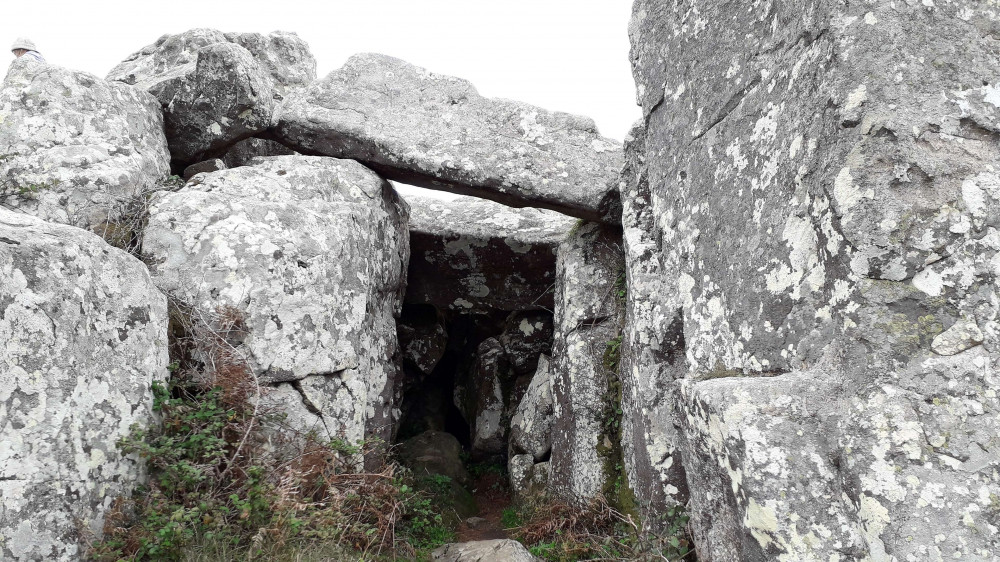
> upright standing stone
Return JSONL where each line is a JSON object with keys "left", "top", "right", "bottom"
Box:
{"left": 0, "top": 209, "right": 169, "bottom": 561}
{"left": 628, "top": 0, "right": 1000, "bottom": 558}
{"left": 548, "top": 223, "right": 626, "bottom": 504}
{"left": 275, "top": 54, "right": 624, "bottom": 222}
{"left": 143, "top": 155, "right": 409, "bottom": 461}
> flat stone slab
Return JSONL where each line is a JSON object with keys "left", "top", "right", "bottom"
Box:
{"left": 274, "top": 53, "right": 624, "bottom": 222}
{"left": 405, "top": 194, "right": 574, "bottom": 314}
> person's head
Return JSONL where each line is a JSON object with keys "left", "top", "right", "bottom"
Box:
{"left": 10, "top": 38, "right": 37, "bottom": 57}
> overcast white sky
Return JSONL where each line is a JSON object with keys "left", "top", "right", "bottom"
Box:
{"left": 2, "top": 0, "right": 640, "bottom": 142}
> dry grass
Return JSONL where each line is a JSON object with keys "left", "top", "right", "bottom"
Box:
{"left": 87, "top": 301, "right": 437, "bottom": 561}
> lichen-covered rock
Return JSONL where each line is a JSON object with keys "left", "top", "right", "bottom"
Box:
{"left": 108, "top": 29, "right": 315, "bottom": 165}
{"left": 274, "top": 53, "right": 624, "bottom": 222}
{"left": 509, "top": 354, "right": 554, "bottom": 462}
{"left": 221, "top": 137, "right": 296, "bottom": 169}
{"left": 108, "top": 29, "right": 315, "bottom": 99}
{"left": 405, "top": 194, "right": 573, "bottom": 314}
{"left": 432, "top": 539, "right": 541, "bottom": 562}
{"left": 549, "top": 223, "right": 625, "bottom": 504}
{"left": 0, "top": 208, "right": 169, "bottom": 561}
{"left": 628, "top": 0, "right": 1000, "bottom": 558}
{"left": 221, "top": 31, "right": 316, "bottom": 96}
{"left": 678, "top": 372, "right": 865, "bottom": 561}
{"left": 143, "top": 155, "right": 409, "bottom": 454}
{"left": 182, "top": 158, "right": 227, "bottom": 181}
{"left": 0, "top": 58, "right": 170, "bottom": 230}
{"left": 116, "top": 40, "right": 275, "bottom": 165}
{"left": 509, "top": 455, "right": 550, "bottom": 499}
{"left": 397, "top": 430, "right": 471, "bottom": 487}
{"left": 454, "top": 337, "right": 511, "bottom": 461}
{"left": 618, "top": 123, "right": 688, "bottom": 519}
{"left": 500, "top": 311, "right": 553, "bottom": 377}
{"left": 398, "top": 304, "right": 449, "bottom": 376}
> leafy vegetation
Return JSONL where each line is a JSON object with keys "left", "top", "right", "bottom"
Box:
{"left": 87, "top": 303, "right": 456, "bottom": 561}
{"left": 504, "top": 495, "right": 693, "bottom": 561}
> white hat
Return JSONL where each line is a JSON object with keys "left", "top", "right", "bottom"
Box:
{"left": 11, "top": 38, "right": 37, "bottom": 52}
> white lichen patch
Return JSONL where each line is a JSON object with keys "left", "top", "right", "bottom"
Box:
{"left": 1, "top": 208, "right": 169, "bottom": 560}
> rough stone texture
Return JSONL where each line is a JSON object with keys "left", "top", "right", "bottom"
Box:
{"left": 112, "top": 38, "right": 275, "bottom": 165}
{"left": 108, "top": 29, "right": 315, "bottom": 165}
{"left": 398, "top": 304, "right": 449, "bottom": 376}
{"left": 509, "top": 455, "right": 551, "bottom": 499}
{"left": 0, "top": 57, "right": 170, "bottom": 230}
{"left": 0, "top": 208, "right": 169, "bottom": 561}
{"left": 274, "top": 53, "right": 624, "bottom": 222}
{"left": 618, "top": 123, "right": 688, "bottom": 519}
{"left": 108, "top": 29, "right": 315, "bottom": 99}
{"left": 405, "top": 194, "right": 573, "bottom": 314}
{"left": 182, "top": 158, "right": 227, "bottom": 181}
{"left": 549, "top": 223, "right": 625, "bottom": 504}
{"left": 454, "top": 337, "right": 511, "bottom": 461}
{"left": 221, "top": 137, "right": 296, "bottom": 169}
{"left": 628, "top": 0, "right": 1000, "bottom": 558}
{"left": 432, "top": 539, "right": 540, "bottom": 562}
{"left": 509, "top": 354, "right": 554, "bottom": 462}
{"left": 397, "top": 430, "right": 471, "bottom": 487}
{"left": 143, "top": 155, "right": 409, "bottom": 454}
{"left": 222, "top": 31, "right": 317, "bottom": 97}
{"left": 500, "top": 311, "right": 554, "bottom": 377}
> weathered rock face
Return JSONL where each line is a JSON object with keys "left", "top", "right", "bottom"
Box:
{"left": 508, "top": 354, "right": 554, "bottom": 498}
{"left": 0, "top": 208, "right": 169, "bottom": 561}
{"left": 108, "top": 29, "right": 315, "bottom": 99}
{"left": 397, "top": 430, "right": 471, "bottom": 487}
{"left": 432, "top": 539, "right": 540, "bottom": 562}
{"left": 405, "top": 194, "right": 573, "bottom": 314}
{"left": 454, "top": 338, "right": 511, "bottom": 460}
{"left": 618, "top": 124, "right": 688, "bottom": 519}
{"left": 274, "top": 53, "right": 624, "bottom": 222}
{"left": 108, "top": 29, "right": 315, "bottom": 165}
{"left": 221, "top": 31, "right": 316, "bottom": 96}
{"left": 500, "top": 311, "right": 553, "bottom": 377}
{"left": 628, "top": 0, "right": 1000, "bottom": 558}
{"left": 398, "top": 304, "right": 449, "bottom": 377}
{"left": 221, "top": 137, "right": 296, "bottom": 169}
{"left": 0, "top": 58, "right": 170, "bottom": 230}
{"left": 509, "top": 354, "right": 554, "bottom": 463}
{"left": 549, "top": 223, "right": 625, "bottom": 504}
{"left": 143, "top": 155, "right": 409, "bottom": 455}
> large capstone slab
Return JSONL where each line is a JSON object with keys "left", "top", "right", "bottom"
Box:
{"left": 405, "top": 194, "right": 574, "bottom": 314}
{"left": 108, "top": 29, "right": 316, "bottom": 165}
{"left": 0, "top": 208, "right": 169, "bottom": 561}
{"left": 0, "top": 57, "right": 170, "bottom": 230}
{"left": 627, "top": 0, "right": 1000, "bottom": 557}
{"left": 274, "top": 53, "right": 624, "bottom": 222}
{"left": 142, "top": 155, "right": 409, "bottom": 453}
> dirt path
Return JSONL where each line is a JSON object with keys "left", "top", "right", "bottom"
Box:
{"left": 455, "top": 471, "right": 512, "bottom": 542}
